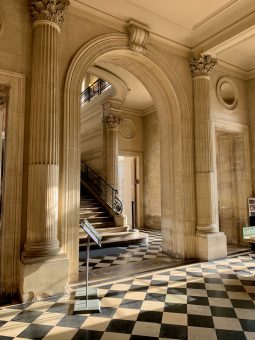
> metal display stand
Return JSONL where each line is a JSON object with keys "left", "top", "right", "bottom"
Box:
{"left": 73, "top": 219, "right": 102, "bottom": 314}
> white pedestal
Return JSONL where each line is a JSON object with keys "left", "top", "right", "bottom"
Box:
{"left": 196, "top": 232, "right": 227, "bottom": 261}
{"left": 20, "top": 254, "right": 69, "bottom": 302}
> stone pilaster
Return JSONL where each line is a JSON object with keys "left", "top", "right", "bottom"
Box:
{"left": 102, "top": 99, "right": 123, "bottom": 190}
{"left": 20, "top": 0, "right": 70, "bottom": 301}
{"left": 189, "top": 55, "right": 227, "bottom": 260}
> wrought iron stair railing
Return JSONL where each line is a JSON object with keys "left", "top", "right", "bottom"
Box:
{"left": 81, "top": 78, "right": 111, "bottom": 105}
{"left": 81, "top": 161, "right": 123, "bottom": 215}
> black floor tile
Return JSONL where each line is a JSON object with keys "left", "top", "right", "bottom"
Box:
{"left": 204, "top": 278, "right": 222, "bottom": 284}
{"left": 210, "top": 306, "right": 237, "bottom": 318}
{"left": 230, "top": 299, "right": 255, "bottom": 309}
{"left": 220, "top": 273, "right": 238, "bottom": 279}
{"left": 240, "top": 319, "right": 255, "bottom": 332}
{"left": 240, "top": 280, "right": 255, "bottom": 286}
{"left": 150, "top": 280, "right": 168, "bottom": 286}
{"left": 216, "top": 329, "right": 246, "bottom": 340}
{"left": 93, "top": 307, "right": 117, "bottom": 318}
{"left": 130, "top": 335, "right": 158, "bottom": 340}
{"left": 167, "top": 287, "right": 187, "bottom": 295}
{"left": 187, "top": 282, "right": 205, "bottom": 289}
{"left": 72, "top": 329, "right": 103, "bottom": 340}
{"left": 164, "top": 302, "right": 187, "bottom": 314}
{"left": 129, "top": 285, "right": 149, "bottom": 292}
{"left": 248, "top": 293, "right": 255, "bottom": 300}
{"left": 12, "top": 310, "right": 42, "bottom": 323}
{"left": 0, "top": 336, "right": 13, "bottom": 340}
{"left": 17, "top": 323, "right": 53, "bottom": 339}
{"left": 187, "top": 296, "right": 209, "bottom": 306}
{"left": 160, "top": 324, "right": 187, "bottom": 339}
{"left": 170, "top": 276, "right": 186, "bottom": 282}
{"left": 119, "top": 299, "right": 143, "bottom": 310}
{"left": 47, "top": 302, "right": 69, "bottom": 314}
{"left": 104, "top": 290, "right": 126, "bottom": 298}
{"left": 145, "top": 293, "right": 165, "bottom": 302}
{"left": 207, "top": 290, "right": 228, "bottom": 298}
{"left": 106, "top": 319, "right": 135, "bottom": 334}
{"left": 56, "top": 314, "right": 87, "bottom": 328}
{"left": 0, "top": 321, "right": 6, "bottom": 327}
{"left": 188, "top": 314, "right": 214, "bottom": 328}
{"left": 137, "top": 310, "right": 163, "bottom": 324}
{"left": 224, "top": 285, "right": 245, "bottom": 292}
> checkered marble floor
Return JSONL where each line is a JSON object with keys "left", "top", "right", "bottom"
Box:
{"left": 79, "top": 229, "right": 167, "bottom": 272}
{"left": 1, "top": 253, "right": 255, "bottom": 339}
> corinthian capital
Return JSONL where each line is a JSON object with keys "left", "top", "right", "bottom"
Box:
{"left": 127, "top": 20, "right": 150, "bottom": 53}
{"left": 29, "top": 0, "right": 70, "bottom": 27}
{"left": 103, "top": 114, "right": 123, "bottom": 129}
{"left": 189, "top": 55, "right": 217, "bottom": 77}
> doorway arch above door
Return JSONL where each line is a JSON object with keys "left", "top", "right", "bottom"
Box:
{"left": 60, "top": 33, "right": 196, "bottom": 282}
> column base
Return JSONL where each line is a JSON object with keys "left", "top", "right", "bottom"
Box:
{"left": 19, "top": 253, "right": 69, "bottom": 302}
{"left": 196, "top": 232, "right": 227, "bottom": 261}
{"left": 114, "top": 214, "right": 127, "bottom": 227}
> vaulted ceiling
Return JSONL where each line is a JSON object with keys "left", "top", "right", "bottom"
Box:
{"left": 72, "top": 0, "right": 255, "bottom": 90}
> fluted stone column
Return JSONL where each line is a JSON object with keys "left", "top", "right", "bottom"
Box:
{"left": 20, "top": 0, "right": 70, "bottom": 301}
{"left": 102, "top": 99, "right": 123, "bottom": 189}
{"left": 189, "top": 55, "right": 227, "bottom": 260}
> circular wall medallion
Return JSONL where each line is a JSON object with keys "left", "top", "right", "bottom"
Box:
{"left": 216, "top": 77, "right": 239, "bottom": 110}
{"left": 119, "top": 118, "right": 136, "bottom": 139}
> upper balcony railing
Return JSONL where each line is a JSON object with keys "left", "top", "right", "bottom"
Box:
{"left": 81, "top": 78, "right": 111, "bottom": 105}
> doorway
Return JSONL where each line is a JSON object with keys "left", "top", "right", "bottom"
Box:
{"left": 118, "top": 155, "right": 138, "bottom": 228}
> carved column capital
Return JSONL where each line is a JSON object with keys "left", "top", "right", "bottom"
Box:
{"left": 29, "top": 0, "right": 70, "bottom": 27}
{"left": 127, "top": 20, "right": 150, "bottom": 53}
{"left": 103, "top": 113, "right": 123, "bottom": 129}
{"left": 189, "top": 54, "right": 217, "bottom": 77}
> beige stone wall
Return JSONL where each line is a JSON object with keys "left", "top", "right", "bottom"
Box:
{"left": 248, "top": 78, "right": 255, "bottom": 194}
{"left": 80, "top": 94, "right": 108, "bottom": 177}
{"left": 143, "top": 111, "right": 161, "bottom": 229}
{"left": 211, "top": 70, "right": 249, "bottom": 124}
{"left": 211, "top": 69, "right": 252, "bottom": 241}
{"left": 119, "top": 111, "right": 143, "bottom": 153}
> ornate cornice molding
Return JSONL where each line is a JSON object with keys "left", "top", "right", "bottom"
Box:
{"left": 189, "top": 54, "right": 217, "bottom": 77}
{"left": 103, "top": 113, "right": 123, "bottom": 129}
{"left": 127, "top": 20, "right": 150, "bottom": 53}
{"left": 29, "top": 0, "right": 70, "bottom": 27}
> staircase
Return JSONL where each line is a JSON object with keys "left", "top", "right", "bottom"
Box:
{"left": 79, "top": 164, "right": 148, "bottom": 248}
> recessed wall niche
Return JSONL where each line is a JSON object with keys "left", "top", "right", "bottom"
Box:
{"left": 216, "top": 77, "right": 239, "bottom": 110}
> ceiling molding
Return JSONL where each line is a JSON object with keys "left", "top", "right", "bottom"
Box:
{"left": 70, "top": 0, "right": 125, "bottom": 32}
{"left": 143, "top": 105, "right": 157, "bottom": 116}
{"left": 215, "top": 61, "right": 248, "bottom": 80}
{"left": 205, "top": 25, "right": 255, "bottom": 56}
{"left": 70, "top": 1, "right": 191, "bottom": 56}
{"left": 192, "top": 0, "right": 238, "bottom": 30}
{"left": 192, "top": 11, "right": 255, "bottom": 54}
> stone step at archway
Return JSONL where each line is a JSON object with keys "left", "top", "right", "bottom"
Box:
{"left": 80, "top": 188, "right": 147, "bottom": 247}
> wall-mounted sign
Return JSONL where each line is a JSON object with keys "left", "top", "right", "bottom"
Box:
{"left": 248, "top": 198, "right": 255, "bottom": 217}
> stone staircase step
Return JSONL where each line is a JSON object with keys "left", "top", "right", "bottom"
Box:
{"left": 79, "top": 231, "right": 148, "bottom": 247}
{"left": 79, "top": 226, "right": 130, "bottom": 238}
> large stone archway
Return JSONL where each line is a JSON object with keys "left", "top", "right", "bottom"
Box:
{"left": 60, "top": 33, "right": 196, "bottom": 283}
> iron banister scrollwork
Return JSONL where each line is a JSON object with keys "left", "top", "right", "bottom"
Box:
{"left": 81, "top": 161, "right": 123, "bottom": 215}
{"left": 81, "top": 78, "right": 111, "bottom": 105}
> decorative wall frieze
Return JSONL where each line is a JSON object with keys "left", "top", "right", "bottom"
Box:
{"left": 103, "top": 113, "right": 123, "bottom": 129}
{"left": 127, "top": 20, "right": 150, "bottom": 53}
{"left": 189, "top": 54, "right": 217, "bottom": 77}
{"left": 29, "top": 0, "right": 70, "bottom": 27}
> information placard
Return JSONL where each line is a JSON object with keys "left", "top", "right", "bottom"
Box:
{"left": 80, "top": 219, "right": 102, "bottom": 246}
